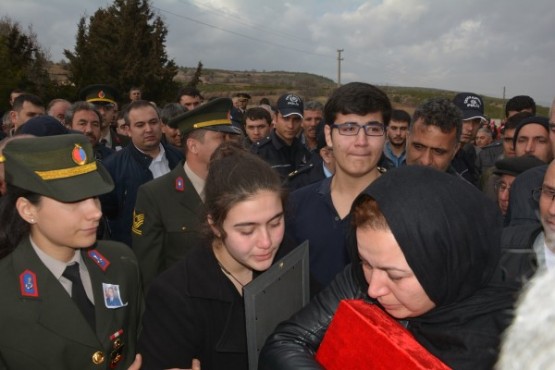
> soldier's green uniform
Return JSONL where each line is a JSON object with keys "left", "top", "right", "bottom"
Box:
{"left": 132, "top": 98, "right": 241, "bottom": 289}
{"left": 0, "top": 134, "right": 142, "bottom": 369}
{"left": 132, "top": 164, "right": 204, "bottom": 289}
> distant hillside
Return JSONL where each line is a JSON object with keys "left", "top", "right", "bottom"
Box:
{"left": 48, "top": 64, "right": 548, "bottom": 118}
{"left": 176, "top": 67, "right": 548, "bottom": 119}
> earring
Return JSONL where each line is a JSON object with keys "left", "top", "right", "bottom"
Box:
{"left": 29, "top": 218, "right": 35, "bottom": 224}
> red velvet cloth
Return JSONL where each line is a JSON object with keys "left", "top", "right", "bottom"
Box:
{"left": 315, "top": 300, "right": 450, "bottom": 369}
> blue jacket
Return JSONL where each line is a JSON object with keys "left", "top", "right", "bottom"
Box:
{"left": 100, "top": 143, "right": 183, "bottom": 247}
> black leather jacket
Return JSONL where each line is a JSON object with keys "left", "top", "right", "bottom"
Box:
{"left": 259, "top": 263, "right": 513, "bottom": 370}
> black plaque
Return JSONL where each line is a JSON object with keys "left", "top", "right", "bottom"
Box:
{"left": 243, "top": 241, "right": 310, "bottom": 370}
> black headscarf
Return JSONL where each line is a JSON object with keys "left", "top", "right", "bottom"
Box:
{"left": 352, "top": 165, "right": 500, "bottom": 306}
{"left": 350, "top": 166, "right": 517, "bottom": 369}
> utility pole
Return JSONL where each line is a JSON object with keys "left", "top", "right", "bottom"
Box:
{"left": 337, "top": 49, "right": 344, "bottom": 87}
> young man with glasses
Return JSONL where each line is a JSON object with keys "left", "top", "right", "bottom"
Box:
{"left": 285, "top": 82, "right": 391, "bottom": 291}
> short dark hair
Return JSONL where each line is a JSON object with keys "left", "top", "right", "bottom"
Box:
{"left": 503, "top": 111, "right": 533, "bottom": 133}
{"left": 65, "top": 101, "right": 102, "bottom": 126}
{"left": 323, "top": 82, "right": 392, "bottom": 126}
{"left": 505, "top": 95, "right": 536, "bottom": 117}
{"left": 305, "top": 101, "right": 324, "bottom": 112}
{"left": 123, "top": 100, "right": 159, "bottom": 125}
{"left": 244, "top": 107, "right": 271, "bottom": 126}
{"left": 176, "top": 86, "right": 202, "bottom": 102}
{"left": 411, "top": 98, "right": 462, "bottom": 141}
{"left": 205, "top": 142, "right": 285, "bottom": 241}
{"left": 12, "top": 94, "right": 44, "bottom": 112}
{"left": 390, "top": 109, "right": 411, "bottom": 124}
{"left": 160, "top": 103, "right": 186, "bottom": 125}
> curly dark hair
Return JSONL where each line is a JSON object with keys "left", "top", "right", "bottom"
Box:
{"left": 411, "top": 98, "right": 462, "bottom": 141}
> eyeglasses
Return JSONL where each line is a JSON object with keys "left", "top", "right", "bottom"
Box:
{"left": 331, "top": 122, "right": 385, "bottom": 136}
{"left": 494, "top": 181, "right": 511, "bottom": 193}
{"left": 532, "top": 186, "right": 555, "bottom": 202}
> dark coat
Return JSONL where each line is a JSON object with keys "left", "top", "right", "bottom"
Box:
{"left": 286, "top": 154, "right": 327, "bottom": 191}
{"left": 0, "top": 238, "right": 143, "bottom": 369}
{"left": 100, "top": 143, "right": 183, "bottom": 247}
{"left": 251, "top": 130, "right": 311, "bottom": 180}
{"left": 139, "top": 240, "right": 297, "bottom": 370}
{"left": 138, "top": 244, "right": 250, "bottom": 370}
{"left": 132, "top": 162, "right": 205, "bottom": 289}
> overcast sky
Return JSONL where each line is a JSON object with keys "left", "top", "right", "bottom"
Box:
{"left": 2, "top": 0, "right": 554, "bottom": 105}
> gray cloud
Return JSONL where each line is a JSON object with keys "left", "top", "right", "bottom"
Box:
{"left": 1, "top": 0, "right": 553, "bottom": 105}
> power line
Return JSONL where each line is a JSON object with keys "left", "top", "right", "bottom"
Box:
{"left": 152, "top": 6, "right": 334, "bottom": 59}
{"left": 174, "top": 0, "right": 314, "bottom": 45}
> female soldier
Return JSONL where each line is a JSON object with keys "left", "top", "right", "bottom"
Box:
{"left": 0, "top": 134, "right": 142, "bottom": 369}
{"left": 259, "top": 165, "right": 517, "bottom": 370}
{"left": 138, "top": 142, "right": 292, "bottom": 370}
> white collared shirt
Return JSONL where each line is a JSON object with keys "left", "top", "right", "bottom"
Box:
{"left": 184, "top": 161, "right": 206, "bottom": 202}
{"left": 147, "top": 143, "right": 171, "bottom": 179}
{"left": 30, "top": 237, "right": 95, "bottom": 303}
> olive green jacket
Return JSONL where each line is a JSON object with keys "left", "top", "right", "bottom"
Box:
{"left": 132, "top": 162, "right": 205, "bottom": 289}
{"left": 0, "top": 238, "right": 143, "bottom": 369}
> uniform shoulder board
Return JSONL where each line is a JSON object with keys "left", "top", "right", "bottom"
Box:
{"left": 288, "top": 163, "right": 314, "bottom": 178}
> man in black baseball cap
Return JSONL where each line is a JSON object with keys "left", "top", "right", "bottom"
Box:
{"left": 252, "top": 93, "right": 310, "bottom": 181}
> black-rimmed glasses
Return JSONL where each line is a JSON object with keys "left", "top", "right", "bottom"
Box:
{"left": 331, "top": 122, "right": 385, "bottom": 136}
{"left": 532, "top": 186, "right": 555, "bottom": 202}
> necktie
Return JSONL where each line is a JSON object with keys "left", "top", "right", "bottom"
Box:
{"left": 63, "top": 263, "right": 96, "bottom": 330}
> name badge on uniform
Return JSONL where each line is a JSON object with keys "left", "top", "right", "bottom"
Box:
{"left": 102, "top": 283, "right": 127, "bottom": 309}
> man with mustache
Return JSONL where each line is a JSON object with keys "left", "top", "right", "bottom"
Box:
{"left": 300, "top": 101, "right": 324, "bottom": 152}
{"left": 66, "top": 101, "right": 114, "bottom": 161}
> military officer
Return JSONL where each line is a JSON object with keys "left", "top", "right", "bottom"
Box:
{"left": 132, "top": 98, "right": 242, "bottom": 289}
{"left": 80, "top": 84, "right": 130, "bottom": 151}
{"left": 0, "top": 134, "right": 142, "bottom": 369}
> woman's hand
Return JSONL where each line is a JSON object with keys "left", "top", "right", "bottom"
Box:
{"left": 128, "top": 354, "right": 142, "bottom": 370}
{"left": 126, "top": 353, "right": 200, "bottom": 370}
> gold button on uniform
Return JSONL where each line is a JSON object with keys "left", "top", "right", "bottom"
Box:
{"left": 92, "top": 351, "right": 105, "bottom": 365}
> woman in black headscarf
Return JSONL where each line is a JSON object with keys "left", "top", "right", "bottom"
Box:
{"left": 259, "top": 165, "right": 517, "bottom": 370}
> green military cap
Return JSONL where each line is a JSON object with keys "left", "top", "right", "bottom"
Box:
{"left": 79, "top": 84, "right": 119, "bottom": 105}
{"left": 168, "top": 97, "right": 242, "bottom": 136}
{"left": 1, "top": 134, "right": 114, "bottom": 202}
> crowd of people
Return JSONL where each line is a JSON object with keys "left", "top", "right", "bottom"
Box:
{"left": 0, "top": 82, "right": 554, "bottom": 369}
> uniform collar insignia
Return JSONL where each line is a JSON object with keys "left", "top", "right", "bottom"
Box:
{"left": 87, "top": 249, "right": 111, "bottom": 271}
{"left": 20, "top": 269, "right": 39, "bottom": 298}
{"left": 175, "top": 176, "right": 185, "bottom": 191}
